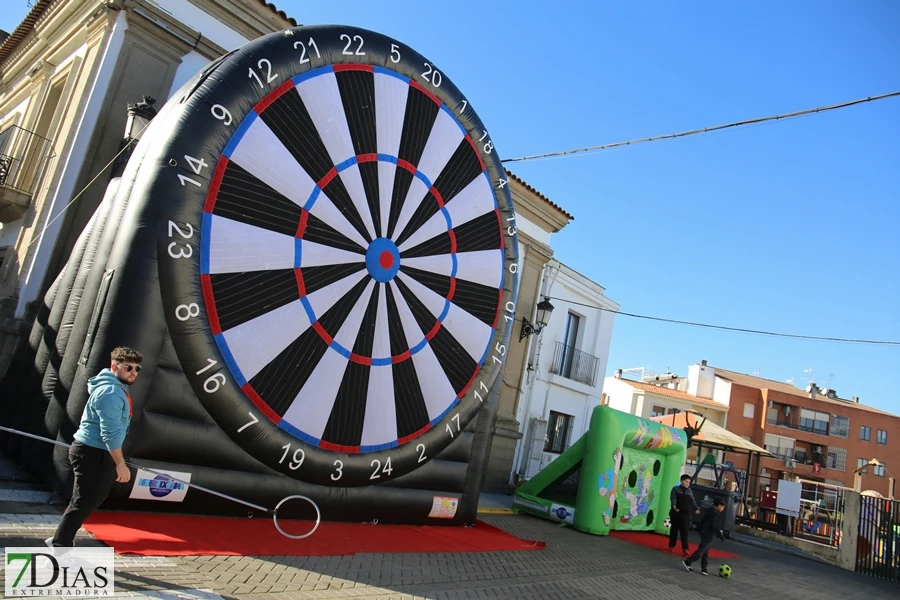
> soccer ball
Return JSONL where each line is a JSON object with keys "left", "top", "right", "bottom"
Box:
{"left": 718, "top": 564, "right": 732, "bottom": 578}
{"left": 663, "top": 518, "right": 671, "bottom": 529}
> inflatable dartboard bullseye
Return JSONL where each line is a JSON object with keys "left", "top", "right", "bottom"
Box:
{"left": 150, "top": 25, "right": 519, "bottom": 489}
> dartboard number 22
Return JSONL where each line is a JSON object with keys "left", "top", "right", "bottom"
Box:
{"left": 156, "top": 25, "right": 519, "bottom": 487}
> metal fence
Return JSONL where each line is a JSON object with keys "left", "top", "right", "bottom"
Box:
{"left": 548, "top": 341, "right": 601, "bottom": 387}
{"left": 0, "top": 124, "right": 53, "bottom": 195}
{"left": 734, "top": 476, "right": 846, "bottom": 549}
{"left": 857, "top": 494, "right": 899, "bottom": 582}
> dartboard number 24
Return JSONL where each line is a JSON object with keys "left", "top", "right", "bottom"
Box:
{"left": 155, "top": 25, "right": 519, "bottom": 487}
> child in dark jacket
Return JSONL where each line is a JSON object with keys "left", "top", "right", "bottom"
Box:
{"left": 682, "top": 497, "right": 726, "bottom": 575}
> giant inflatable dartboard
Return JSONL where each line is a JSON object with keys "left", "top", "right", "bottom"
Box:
{"left": 157, "top": 24, "right": 518, "bottom": 488}
{"left": 0, "top": 24, "right": 519, "bottom": 523}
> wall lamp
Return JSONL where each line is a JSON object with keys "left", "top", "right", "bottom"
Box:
{"left": 520, "top": 297, "right": 554, "bottom": 341}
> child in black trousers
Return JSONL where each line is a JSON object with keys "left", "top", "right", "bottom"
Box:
{"left": 682, "top": 496, "right": 726, "bottom": 575}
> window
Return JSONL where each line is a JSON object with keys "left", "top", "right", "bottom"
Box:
{"left": 545, "top": 411, "right": 574, "bottom": 454}
{"left": 827, "top": 447, "right": 847, "bottom": 472}
{"left": 764, "top": 433, "right": 794, "bottom": 459}
{"left": 860, "top": 426, "right": 871, "bottom": 441}
{"left": 830, "top": 415, "right": 849, "bottom": 438}
{"left": 876, "top": 429, "right": 887, "bottom": 444}
{"left": 794, "top": 447, "right": 808, "bottom": 463}
{"left": 558, "top": 313, "right": 581, "bottom": 378}
{"left": 874, "top": 463, "right": 885, "bottom": 477}
{"left": 743, "top": 402, "right": 755, "bottom": 419}
{"left": 651, "top": 405, "right": 666, "bottom": 417}
{"left": 800, "top": 409, "right": 829, "bottom": 435}
{"left": 857, "top": 458, "right": 869, "bottom": 474}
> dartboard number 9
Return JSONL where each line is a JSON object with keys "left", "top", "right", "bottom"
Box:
{"left": 155, "top": 25, "right": 519, "bottom": 487}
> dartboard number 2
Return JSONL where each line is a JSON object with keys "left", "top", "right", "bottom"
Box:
{"left": 445, "top": 413, "right": 461, "bottom": 438}
{"left": 416, "top": 443, "right": 427, "bottom": 463}
{"left": 370, "top": 457, "right": 393, "bottom": 479}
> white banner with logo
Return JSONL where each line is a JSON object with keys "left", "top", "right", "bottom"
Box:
{"left": 128, "top": 468, "right": 192, "bottom": 502}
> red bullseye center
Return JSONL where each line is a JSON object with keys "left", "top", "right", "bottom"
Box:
{"left": 379, "top": 251, "right": 394, "bottom": 269}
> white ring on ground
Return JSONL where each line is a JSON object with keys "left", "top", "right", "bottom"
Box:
{"left": 273, "top": 495, "right": 321, "bottom": 539}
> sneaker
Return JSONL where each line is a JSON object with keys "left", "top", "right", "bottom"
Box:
{"left": 682, "top": 560, "right": 693, "bottom": 573}
{"left": 700, "top": 570, "right": 709, "bottom": 576}
{"left": 682, "top": 550, "right": 690, "bottom": 557}
{"left": 667, "top": 546, "right": 676, "bottom": 553}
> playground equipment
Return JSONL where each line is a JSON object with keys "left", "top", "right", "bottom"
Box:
{"left": 512, "top": 405, "right": 687, "bottom": 536}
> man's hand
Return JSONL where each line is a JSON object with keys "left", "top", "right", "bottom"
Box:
{"left": 673, "top": 508, "right": 679, "bottom": 512}
{"left": 115, "top": 463, "right": 131, "bottom": 483}
{"left": 696, "top": 509, "right": 700, "bottom": 514}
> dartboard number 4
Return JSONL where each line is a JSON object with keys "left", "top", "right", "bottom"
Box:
{"left": 370, "top": 457, "right": 393, "bottom": 479}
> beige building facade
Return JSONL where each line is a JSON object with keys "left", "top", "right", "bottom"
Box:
{"left": 0, "top": 0, "right": 297, "bottom": 375}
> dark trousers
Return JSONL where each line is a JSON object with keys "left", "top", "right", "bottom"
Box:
{"left": 668, "top": 511, "right": 691, "bottom": 551}
{"left": 686, "top": 536, "right": 714, "bottom": 571}
{"left": 51, "top": 441, "right": 117, "bottom": 547}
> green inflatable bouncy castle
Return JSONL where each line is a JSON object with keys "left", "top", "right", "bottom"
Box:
{"left": 513, "top": 405, "right": 688, "bottom": 536}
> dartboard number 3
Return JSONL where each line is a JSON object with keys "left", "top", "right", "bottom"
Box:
{"left": 370, "top": 457, "right": 393, "bottom": 479}
{"left": 331, "top": 460, "right": 343, "bottom": 481}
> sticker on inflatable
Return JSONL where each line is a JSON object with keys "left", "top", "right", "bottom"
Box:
{"left": 129, "top": 469, "right": 192, "bottom": 502}
{"left": 550, "top": 503, "right": 574, "bottom": 524}
{"left": 428, "top": 496, "right": 459, "bottom": 519}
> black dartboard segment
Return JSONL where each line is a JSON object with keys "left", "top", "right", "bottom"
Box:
{"left": 157, "top": 25, "right": 519, "bottom": 487}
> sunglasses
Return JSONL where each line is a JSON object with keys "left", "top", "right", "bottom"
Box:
{"left": 117, "top": 363, "right": 142, "bottom": 373}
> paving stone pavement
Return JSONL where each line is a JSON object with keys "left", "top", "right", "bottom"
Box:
{"left": 0, "top": 507, "right": 896, "bottom": 599}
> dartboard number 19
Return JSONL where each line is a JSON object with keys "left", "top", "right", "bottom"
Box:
{"left": 157, "top": 25, "right": 518, "bottom": 487}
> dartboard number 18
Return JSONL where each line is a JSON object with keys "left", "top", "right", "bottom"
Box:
{"left": 155, "top": 25, "right": 519, "bottom": 487}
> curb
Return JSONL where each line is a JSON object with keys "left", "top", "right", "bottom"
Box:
{"left": 731, "top": 534, "right": 832, "bottom": 566}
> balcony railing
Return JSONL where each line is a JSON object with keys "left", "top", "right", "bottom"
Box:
{"left": 549, "top": 341, "right": 602, "bottom": 387}
{"left": 0, "top": 124, "right": 53, "bottom": 223}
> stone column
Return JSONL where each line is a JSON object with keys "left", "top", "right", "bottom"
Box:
{"left": 483, "top": 232, "right": 554, "bottom": 493}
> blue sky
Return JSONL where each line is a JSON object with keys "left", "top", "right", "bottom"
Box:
{"left": 2, "top": 1, "right": 898, "bottom": 413}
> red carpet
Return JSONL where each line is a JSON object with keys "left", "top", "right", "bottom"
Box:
{"left": 609, "top": 531, "right": 742, "bottom": 559}
{"left": 81, "top": 512, "right": 545, "bottom": 556}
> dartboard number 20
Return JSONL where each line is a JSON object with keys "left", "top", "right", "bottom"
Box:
{"left": 156, "top": 25, "right": 519, "bottom": 487}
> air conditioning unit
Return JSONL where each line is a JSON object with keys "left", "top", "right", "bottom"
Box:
{"left": 814, "top": 446, "right": 822, "bottom": 454}
{"left": 784, "top": 406, "right": 791, "bottom": 416}
{"left": 785, "top": 459, "right": 797, "bottom": 468}
{"left": 767, "top": 400, "right": 773, "bottom": 409}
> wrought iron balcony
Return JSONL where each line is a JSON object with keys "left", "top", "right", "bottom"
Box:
{"left": 0, "top": 124, "right": 53, "bottom": 223}
{"left": 549, "top": 341, "right": 602, "bottom": 387}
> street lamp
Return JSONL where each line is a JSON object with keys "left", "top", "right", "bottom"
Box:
{"left": 520, "top": 296, "right": 554, "bottom": 341}
{"left": 111, "top": 96, "right": 157, "bottom": 179}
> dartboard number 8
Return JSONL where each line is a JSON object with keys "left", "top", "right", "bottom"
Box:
{"left": 156, "top": 25, "right": 518, "bottom": 487}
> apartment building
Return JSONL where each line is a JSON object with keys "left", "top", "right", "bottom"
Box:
{"left": 691, "top": 361, "right": 898, "bottom": 498}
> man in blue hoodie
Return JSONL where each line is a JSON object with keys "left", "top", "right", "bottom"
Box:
{"left": 47, "top": 347, "right": 142, "bottom": 548}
